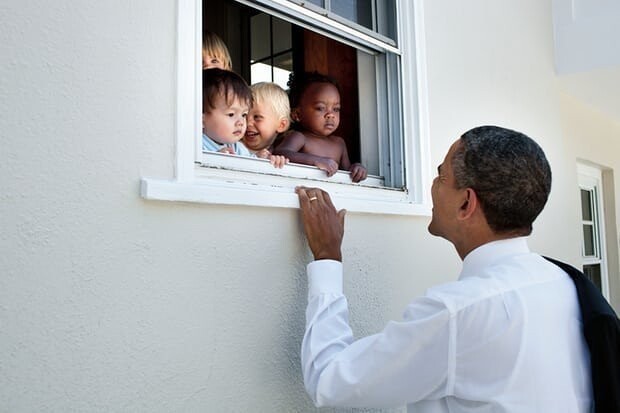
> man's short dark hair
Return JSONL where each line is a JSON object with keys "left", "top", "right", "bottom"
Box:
{"left": 452, "top": 125, "right": 552, "bottom": 235}
{"left": 203, "top": 68, "right": 252, "bottom": 112}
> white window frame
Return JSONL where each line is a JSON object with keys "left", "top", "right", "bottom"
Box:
{"left": 578, "top": 163, "right": 610, "bottom": 299}
{"left": 140, "top": 0, "right": 432, "bottom": 216}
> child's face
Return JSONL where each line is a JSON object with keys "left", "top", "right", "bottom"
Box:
{"left": 203, "top": 95, "right": 249, "bottom": 145}
{"left": 294, "top": 82, "right": 340, "bottom": 137}
{"left": 243, "top": 100, "right": 288, "bottom": 151}
{"left": 203, "top": 51, "right": 226, "bottom": 70}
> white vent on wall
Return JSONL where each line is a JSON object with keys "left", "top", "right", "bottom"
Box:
{"left": 553, "top": 0, "right": 620, "bottom": 74}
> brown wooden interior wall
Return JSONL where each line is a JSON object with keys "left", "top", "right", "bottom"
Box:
{"left": 300, "top": 31, "right": 361, "bottom": 164}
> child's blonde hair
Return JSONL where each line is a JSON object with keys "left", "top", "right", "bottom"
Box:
{"left": 251, "top": 82, "right": 290, "bottom": 123}
{"left": 203, "top": 31, "right": 232, "bottom": 71}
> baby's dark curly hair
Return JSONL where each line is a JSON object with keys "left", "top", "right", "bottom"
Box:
{"left": 287, "top": 71, "right": 341, "bottom": 109}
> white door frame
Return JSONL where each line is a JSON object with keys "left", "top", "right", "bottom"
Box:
{"left": 578, "top": 163, "right": 610, "bottom": 299}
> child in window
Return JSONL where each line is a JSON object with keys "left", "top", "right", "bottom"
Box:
{"left": 273, "top": 72, "right": 367, "bottom": 182}
{"left": 203, "top": 69, "right": 287, "bottom": 168}
{"left": 243, "top": 82, "right": 290, "bottom": 161}
{"left": 203, "top": 31, "right": 232, "bottom": 70}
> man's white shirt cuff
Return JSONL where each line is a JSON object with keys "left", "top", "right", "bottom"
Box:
{"left": 307, "top": 260, "right": 343, "bottom": 299}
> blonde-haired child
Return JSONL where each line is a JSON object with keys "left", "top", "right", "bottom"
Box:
{"left": 203, "top": 31, "right": 232, "bottom": 70}
{"left": 243, "top": 82, "right": 291, "bottom": 160}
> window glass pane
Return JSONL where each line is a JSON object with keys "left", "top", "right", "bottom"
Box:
{"left": 583, "top": 264, "right": 602, "bottom": 291}
{"left": 331, "top": 0, "right": 372, "bottom": 30}
{"left": 205, "top": 0, "right": 400, "bottom": 188}
{"left": 251, "top": 13, "right": 270, "bottom": 61}
{"left": 272, "top": 17, "right": 292, "bottom": 54}
{"left": 248, "top": 11, "right": 293, "bottom": 88}
{"left": 376, "top": 1, "right": 396, "bottom": 40}
{"left": 581, "top": 189, "right": 592, "bottom": 221}
{"left": 582, "top": 224, "right": 595, "bottom": 255}
{"left": 272, "top": 52, "right": 293, "bottom": 89}
{"left": 250, "top": 62, "right": 272, "bottom": 84}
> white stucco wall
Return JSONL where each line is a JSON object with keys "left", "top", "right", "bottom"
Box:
{"left": 421, "top": 0, "right": 598, "bottom": 265}
{"left": 1, "top": 0, "right": 617, "bottom": 411}
{"left": 558, "top": 93, "right": 620, "bottom": 306}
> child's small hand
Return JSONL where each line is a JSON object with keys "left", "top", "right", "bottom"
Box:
{"left": 255, "top": 148, "right": 271, "bottom": 159}
{"left": 314, "top": 158, "right": 339, "bottom": 177}
{"left": 269, "top": 154, "right": 289, "bottom": 169}
{"left": 349, "top": 163, "right": 367, "bottom": 182}
{"left": 218, "top": 147, "right": 236, "bottom": 155}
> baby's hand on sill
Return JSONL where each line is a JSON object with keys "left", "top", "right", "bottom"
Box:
{"left": 314, "top": 158, "right": 339, "bottom": 177}
{"left": 269, "top": 154, "right": 289, "bottom": 169}
{"left": 255, "top": 148, "right": 271, "bottom": 159}
{"left": 218, "top": 147, "right": 236, "bottom": 155}
{"left": 349, "top": 163, "right": 367, "bottom": 182}
{"left": 255, "top": 148, "right": 288, "bottom": 168}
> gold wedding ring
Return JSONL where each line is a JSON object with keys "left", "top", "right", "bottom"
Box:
{"left": 309, "top": 196, "right": 318, "bottom": 202}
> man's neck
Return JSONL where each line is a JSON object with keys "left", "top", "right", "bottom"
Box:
{"left": 455, "top": 230, "right": 525, "bottom": 260}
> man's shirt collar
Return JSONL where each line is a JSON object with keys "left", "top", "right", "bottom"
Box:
{"left": 459, "top": 237, "right": 530, "bottom": 280}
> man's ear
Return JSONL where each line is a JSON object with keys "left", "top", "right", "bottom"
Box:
{"left": 276, "top": 117, "right": 290, "bottom": 133}
{"left": 458, "top": 188, "right": 478, "bottom": 220}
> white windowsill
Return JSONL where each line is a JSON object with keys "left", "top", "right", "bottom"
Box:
{"left": 141, "top": 160, "right": 431, "bottom": 215}
{"left": 199, "top": 151, "right": 386, "bottom": 186}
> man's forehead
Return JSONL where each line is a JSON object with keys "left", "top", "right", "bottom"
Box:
{"left": 438, "top": 139, "right": 462, "bottom": 173}
{"left": 449, "top": 138, "right": 462, "bottom": 152}
{"left": 446, "top": 139, "right": 462, "bottom": 160}
{"left": 441, "top": 140, "right": 460, "bottom": 165}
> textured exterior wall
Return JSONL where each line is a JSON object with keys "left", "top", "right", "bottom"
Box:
{"left": 558, "top": 94, "right": 620, "bottom": 307}
{"left": 1, "top": 0, "right": 617, "bottom": 412}
{"left": 421, "top": 0, "right": 584, "bottom": 263}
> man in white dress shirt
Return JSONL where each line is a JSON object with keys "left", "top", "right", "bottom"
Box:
{"left": 296, "top": 125, "right": 591, "bottom": 412}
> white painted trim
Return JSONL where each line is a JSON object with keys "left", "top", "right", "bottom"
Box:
{"left": 176, "top": 0, "right": 202, "bottom": 181}
{"left": 245, "top": 0, "right": 401, "bottom": 54}
{"left": 141, "top": 173, "right": 431, "bottom": 216}
{"left": 142, "top": 0, "right": 433, "bottom": 217}
{"left": 200, "top": 152, "right": 386, "bottom": 186}
{"left": 578, "top": 162, "right": 610, "bottom": 299}
{"left": 404, "top": 0, "right": 432, "bottom": 206}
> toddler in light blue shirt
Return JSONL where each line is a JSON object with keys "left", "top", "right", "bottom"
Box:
{"left": 203, "top": 68, "right": 287, "bottom": 167}
{"left": 202, "top": 68, "right": 251, "bottom": 155}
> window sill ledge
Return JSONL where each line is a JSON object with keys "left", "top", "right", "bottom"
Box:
{"left": 141, "top": 166, "right": 431, "bottom": 216}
